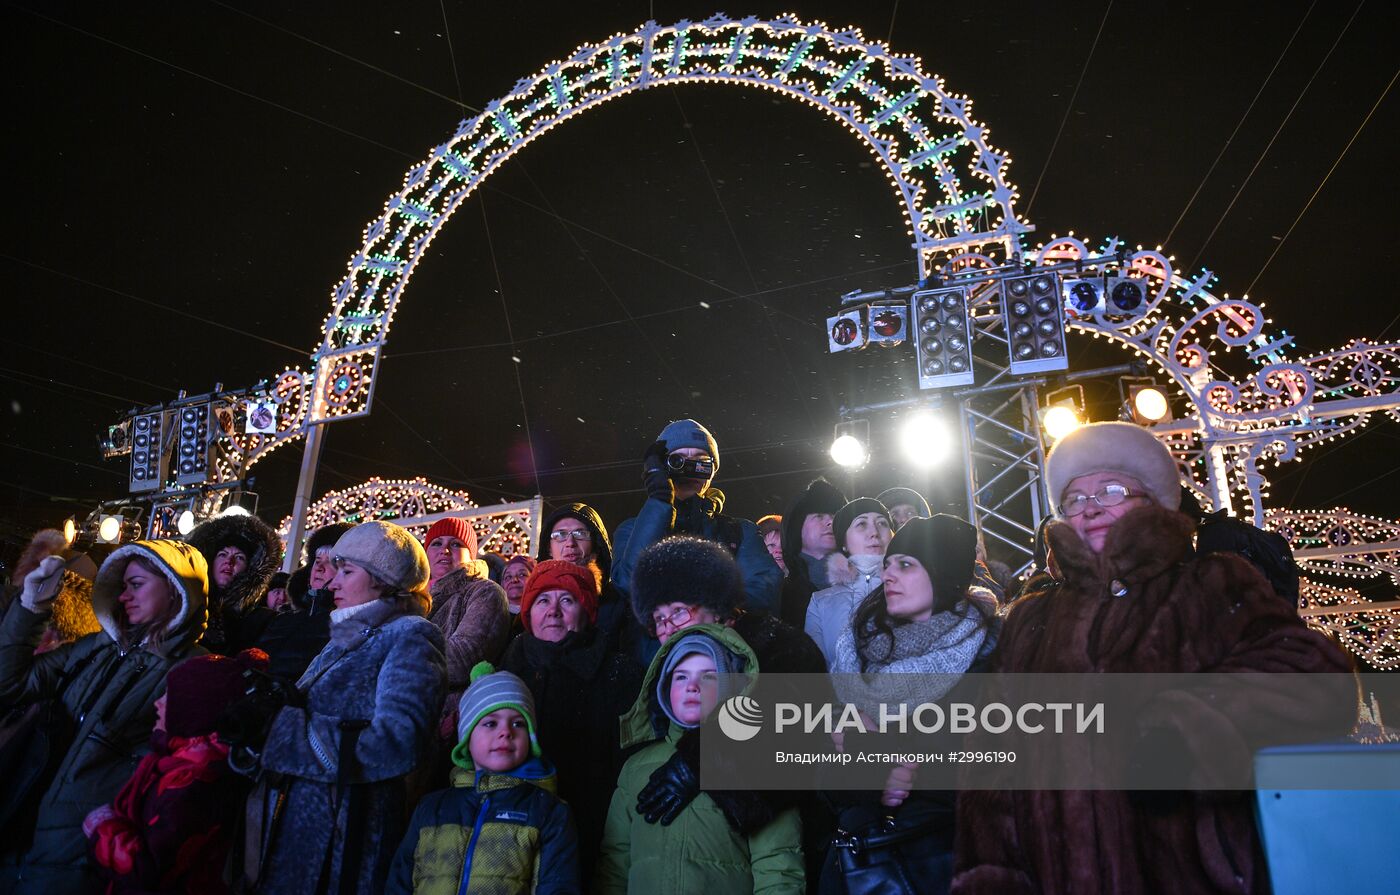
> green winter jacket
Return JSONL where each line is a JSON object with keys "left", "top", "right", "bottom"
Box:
{"left": 595, "top": 624, "right": 804, "bottom": 895}
{"left": 0, "top": 540, "right": 208, "bottom": 895}
{"left": 386, "top": 759, "right": 580, "bottom": 895}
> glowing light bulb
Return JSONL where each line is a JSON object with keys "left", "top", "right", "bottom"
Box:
{"left": 1042, "top": 405, "right": 1082, "bottom": 441}
{"left": 830, "top": 434, "right": 869, "bottom": 468}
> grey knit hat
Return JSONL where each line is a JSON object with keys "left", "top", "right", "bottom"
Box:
{"left": 1045, "top": 421, "right": 1182, "bottom": 513}
{"left": 451, "top": 661, "right": 540, "bottom": 771}
{"left": 657, "top": 630, "right": 748, "bottom": 729}
{"left": 331, "top": 521, "right": 431, "bottom": 594}
{"left": 657, "top": 419, "right": 720, "bottom": 471}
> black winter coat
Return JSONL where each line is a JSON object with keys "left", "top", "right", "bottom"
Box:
{"left": 252, "top": 586, "right": 334, "bottom": 683}
{"left": 500, "top": 625, "right": 643, "bottom": 884}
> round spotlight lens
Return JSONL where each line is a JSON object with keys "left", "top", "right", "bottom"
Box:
{"left": 98, "top": 516, "right": 122, "bottom": 543}
{"left": 1068, "top": 281, "right": 1099, "bottom": 312}
{"left": 176, "top": 509, "right": 197, "bottom": 536}
{"left": 921, "top": 337, "right": 943, "bottom": 355}
{"left": 831, "top": 318, "right": 859, "bottom": 346}
{"left": 1032, "top": 276, "right": 1053, "bottom": 294}
{"left": 919, "top": 316, "right": 942, "bottom": 335}
{"left": 899, "top": 412, "right": 952, "bottom": 467}
{"left": 1009, "top": 281, "right": 1028, "bottom": 296}
{"left": 1133, "top": 387, "right": 1170, "bottom": 422}
{"left": 1042, "top": 405, "right": 1082, "bottom": 441}
{"left": 62, "top": 518, "right": 77, "bottom": 544}
{"left": 923, "top": 358, "right": 945, "bottom": 375}
{"left": 1111, "top": 280, "right": 1144, "bottom": 311}
{"left": 830, "top": 434, "right": 868, "bottom": 469}
{"left": 919, "top": 296, "right": 939, "bottom": 314}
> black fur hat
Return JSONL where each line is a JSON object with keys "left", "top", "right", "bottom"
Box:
{"left": 630, "top": 535, "right": 745, "bottom": 625}
{"left": 303, "top": 522, "right": 354, "bottom": 565}
{"left": 185, "top": 513, "right": 282, "bottom": 615}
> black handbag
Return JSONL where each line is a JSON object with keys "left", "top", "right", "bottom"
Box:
{"left": 0, "top": 647, "right": 101, "bottom": 841}
{"left": 821, "top": 811, "right": 956, "bottom": 895}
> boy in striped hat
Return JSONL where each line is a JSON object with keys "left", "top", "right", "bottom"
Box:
{"left": 387, "top": 662, "right": 580, "bottom": 894}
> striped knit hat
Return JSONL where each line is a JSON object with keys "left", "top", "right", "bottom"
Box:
{"left": 450, "top": 661, "right": 540, "bottom": 772}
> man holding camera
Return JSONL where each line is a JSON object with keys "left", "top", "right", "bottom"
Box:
{"left": 610, "top": 419, "right": 781, "bottom": 637}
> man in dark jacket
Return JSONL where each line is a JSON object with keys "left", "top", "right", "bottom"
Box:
{"left": 253, "top": 522, "right": 350, "bottom": 682}
{"left": 778, "top": 478, "right": 846, "bottom": 628}
{"left": 611, "top": 419, "right": 781, "bottom": 634}
{"left": 185, "top": 511, "right": 281, "bottom": 655}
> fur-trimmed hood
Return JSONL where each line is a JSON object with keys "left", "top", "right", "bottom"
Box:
{"left": 91, "top": 540, "right": 209, "bottom": 657}
{"left": 185, "top": 513, "right": 282, "bottom": 616}
{"left": 823, "top": 551, "right": 885, "bottom": 588}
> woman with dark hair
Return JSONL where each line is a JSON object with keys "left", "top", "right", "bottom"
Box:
{"left": 805, "top": 498, "right": 893, "bottom": 666}
{"left": 824, "top": 515, "right": 998, "bottom": 895}
{"left": 0, "top": 540, "right": 209, "bottom": 895}
{"left": 249, "top": 521, "right": 446, "bottom": 895}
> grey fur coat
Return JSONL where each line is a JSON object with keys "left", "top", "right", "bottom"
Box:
{"left": 256, "top": 596, "right": 445, "bottom": 895}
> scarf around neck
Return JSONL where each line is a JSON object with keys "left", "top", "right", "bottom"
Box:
{"left": 831, "top": 591, "right": 996, "bottom": 715}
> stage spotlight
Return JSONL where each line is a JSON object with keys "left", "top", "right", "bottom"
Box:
{"left": 176, "top": 509, "right": 197, "bottom": 536}
{"left": 899, "top": 412, "right": 953, "bottom": 467}
{"left": 830, "top": 419, "right": 870, "bottom": 469}
{"left": 97, "top": 515, "right": 123, "bottom": 544}
{"left": 827, "top": 306, "right": 869, "bottom": 353}
{"left": 128, "top": 411, "right": 168, "bottom": 494}
{"left": 911, "top": 287, "right": 975, "bottom": 389}
{"left": 830, "top": 435, "right": 868, "bottom": 468}
{"left": 62, "top": 518, "right": 77, "bottom": 545}
{"left": 1001, "top": 272, "right": 1068, "bottom": 375}
{"left": 1132, "top": 386, "right": 1170, "bottom": 423}
{"left": 220, "top": 505, "right": 251, "bottom": 518}
{"left": 1041, "top": 405, "right": 1082, "bottom": 441}
{"left": 868, "top": 304, "right": 908, "bottom": 347}
{"left": 175, "top": 402, "right": 212, "bottom": 486}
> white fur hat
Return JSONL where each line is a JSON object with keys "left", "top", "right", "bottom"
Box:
{"left": 1045, "top": 421, "right": 1182, "bottom": 514}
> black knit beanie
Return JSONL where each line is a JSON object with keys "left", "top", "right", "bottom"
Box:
{"left": 779, "top": 478, "right": 848, "bottom": 569}
{"left": 630, "top": 535, "right": 745, "bottom": 624}
{"left": 833, "top": 497, "right": 891, "bottom": 554}
{"left": 884, "top": 513, "right": 978, "bottom": 597}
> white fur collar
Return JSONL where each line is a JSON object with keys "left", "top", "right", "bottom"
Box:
{"left": 329, "top": 599, "right": 381, "bottom": 627}
{"left": 825, "top": 551, "right": 884, "bottom": 587}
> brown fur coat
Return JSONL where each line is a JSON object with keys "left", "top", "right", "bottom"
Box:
{"left": 952, "top": 504, "right": 1353, "bottom": 895}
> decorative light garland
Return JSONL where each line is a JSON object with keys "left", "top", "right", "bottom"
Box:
{"left": 276, "top": 477, "right": 534, "bottom": 559}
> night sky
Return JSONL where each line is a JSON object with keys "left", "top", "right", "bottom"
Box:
{"left": 6, "top": 1, "right": 1398, "bottom": 568}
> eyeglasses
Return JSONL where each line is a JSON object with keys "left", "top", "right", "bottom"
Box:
{"left": 548, "top": 530, "right": 591, "bottom": 542}
{"left": 1060, "top": 483, "right": 1144, "bottom": 517}
{"left": 650, "top": 605, "right": 696, "bottom": 635}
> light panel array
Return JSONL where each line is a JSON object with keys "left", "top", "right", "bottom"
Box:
{"left": 175, "top": 403, "right": 212, "bottom": 485}
{"left": 1001, "top": 272, "right": 1068, "bottom": 375}
{"left": 912, "top": 287, "right": 975, "bottom": 389}
{"left": 129, "top": 412, "right": 167, "bottom": 493}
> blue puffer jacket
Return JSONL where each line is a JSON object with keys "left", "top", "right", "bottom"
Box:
{"left": 611, "top": 492, "right": 781, "bottom": 619}
{"left": 386, "top": 759, "right": 579, "bottom": 895}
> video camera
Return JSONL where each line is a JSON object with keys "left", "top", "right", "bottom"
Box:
{"left": 666, "top": 453, "right": 715, "bottom": 480}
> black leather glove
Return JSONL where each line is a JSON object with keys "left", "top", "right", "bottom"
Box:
{"left": 636, "top": 749, "right": 700, "bottom": 825}
{"left": 642, "top": 440, "right": 675, "bottom": 504}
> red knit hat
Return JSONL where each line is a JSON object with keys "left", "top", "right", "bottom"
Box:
{"left": 520, "top": 560, "right": 601, "bottom": 633}
{"left": 164, "top": 648, "right": 270, "bottom": 738}
{"left": 424, "top": 517, "right": 478, "bottom": 558}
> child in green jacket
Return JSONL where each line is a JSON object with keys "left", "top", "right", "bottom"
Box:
{"left": 387, "top": 662, "right": 580, "bottom": 895}
{"left": 596, "top": 625, "right": 804, "bottom": 894}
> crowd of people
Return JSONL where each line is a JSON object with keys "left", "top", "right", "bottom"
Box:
{"left": 0, "top": 418, "right": 1356, "bottom": 894}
